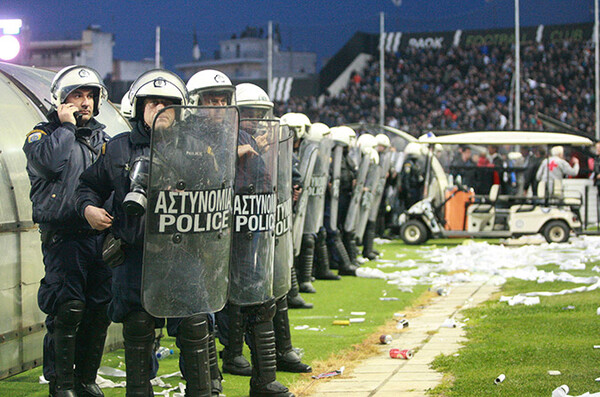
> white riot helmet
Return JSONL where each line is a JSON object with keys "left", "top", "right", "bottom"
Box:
{"left": 404, "top": 142, "right": 428, "bottom": 156}
{"left": 128, "top": 69, "right": 188, "bottom": 121}
{"left": 366, "top": 147, "right": 380, "bottom": 164}
{"left": 375, "top": 133, "right": 391, "bottom": 148}
{"left": 186, "top": 69, "right": 235, "bottom": 106}
{"left": 235, "top": 83, "right": 274, "bottom": 119}
{"left": 330, "top": 126, "right": 353, "bottom": 147}
{"left": 120, "top": 92, "right": 132, "bottom": 119}
{"left": 50, "top": 65, "right": 108, "bottom": 116}
{"left": 357, "top": 133, "right": 376, "bottom": 155}
{"left": 281, "top": 112, "right": 310, "bottom": 141}
{"left": 306, "top": 122, "right": 330, "bottom": 142}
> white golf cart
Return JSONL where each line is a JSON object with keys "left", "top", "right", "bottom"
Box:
{"left": 398, "top": 131, "right": 593, "bottom": 245}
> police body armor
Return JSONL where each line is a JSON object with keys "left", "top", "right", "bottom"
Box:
{"left": 143, "top": 106, "right": 238, "bottom": 317}
{"left": 343, "top": 154, "right": 370, "bottom": 233}
{"left": 369, "top": 151, "right": 392, "bottom": 223}
{"left": 292, "top": 141, "right": 318, "bottom": 256}
{"left": 230, "top": 118, "right": 279, "bottom": 305}
{"left": 328, "top": 144, "right": 344, "bottom": 232}
{"left": 355, "top": 158, "right": 380, "bottom": 242}
{"left": 303, "top": 137, "right": 333, "bottom": 235}
{"left": 273, "top": 125, "right": 293, "bottom": 299}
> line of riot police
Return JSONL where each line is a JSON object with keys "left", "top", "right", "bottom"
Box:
{"left": 24, "top": 63, "right": 395, "bottom": 397}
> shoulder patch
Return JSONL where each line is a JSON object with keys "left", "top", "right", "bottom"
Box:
{"left": 101, "top": 143, "right": 107, "bottom": 155}
{"left": 26, "top": 129, "right": 46, "bottom": 143}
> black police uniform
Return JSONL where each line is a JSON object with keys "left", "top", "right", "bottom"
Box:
{"left": 77, "top": 119, "right": 218, "bottom": 396}
{"left": 334, "top": 149, "right": 360, "bottom": 271}
{"left": 217, "top": 128, "right": 293, "bottom": 397}
{"left": 23, "top": 111, "right": 111, "bottom": 396}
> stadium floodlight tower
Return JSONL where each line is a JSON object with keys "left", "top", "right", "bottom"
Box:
{"left": 0, "top": 19, "right": 22, "bottom": 61}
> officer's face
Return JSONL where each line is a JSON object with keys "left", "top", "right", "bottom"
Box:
{"left": 65, "top": 88, "right": 95, "bottom": 123}
{"left": 143, "top": 98, "right": 175, "bottom": 131}
{"left": 201, "top": 93, "right": 229, "bottom": 107}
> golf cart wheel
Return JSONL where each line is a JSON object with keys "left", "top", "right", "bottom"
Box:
{"left": 542, "top": 220, "right": 569, "bottom": 243}
{"left": 401, "top": 219, "right": 428, "bottom": 245}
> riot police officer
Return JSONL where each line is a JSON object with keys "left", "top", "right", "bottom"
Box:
{"left": 77, "top": 70, "right": 219, "bottom": 397}
{"left": 362, "top": 134, "right": 392, "bottom": 260}
{"left": 224, "top": 84, "right": 312, "bottom": 378}
{"left": 192, "top": 73, "right": 293, "bottom": 396}
{"left": 325, "top": 126, "right": 359, "bottom": 276}
{"left": 23, "top": 65, "right": 111, "bottom": 397}
{"left": 281, "top": 113, "right": 317, "bottom": 308}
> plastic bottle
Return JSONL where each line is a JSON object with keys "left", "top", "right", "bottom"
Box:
{"left": 156, "top": 346, "right": 174, "bottom": 360}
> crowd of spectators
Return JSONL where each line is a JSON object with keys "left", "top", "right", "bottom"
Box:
{"left": 275, "top": 39, "right": 596, "bottom": 137}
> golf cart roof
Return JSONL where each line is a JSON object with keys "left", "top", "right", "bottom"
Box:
{"left": 418, "top": 131, "right": 593, "bottom": 146}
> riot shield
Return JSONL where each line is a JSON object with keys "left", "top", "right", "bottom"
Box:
{"left": 292, "top": 141, "right": 318, "bottom": 256}
{"left": 142, "top": 105, "right": 238, "bottom": 317}
{"left": 303, "top": 137, "right": 333, "bottom": 234}
{"left": 344, "top": 154, "right": 370, "bottom": 233}
{"left": 369, "top": 151, "right": 393, "bottom": 222}
{"left": 273, "top": 125, "right": 293, "bottom": 299}
{"left": 229, "top": 118, "right": 279, "bottom": 306}
{"left": 328, "top": 144, "right": 344, "bottom": 231}
{"left": 355, "top": 161, "right": 380, "bottom": 242}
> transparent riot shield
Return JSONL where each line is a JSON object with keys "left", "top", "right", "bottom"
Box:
{"left": 142, "top": 106, "right": 238, "bottom": 317}
{"left": 229, "top": 118, "right": 279, "bottom": 306}
{"left": 273, "top": 125, "right": 293, "bottom": 299}
{"left": 328, "top": 144, "right": 344, "bottom": 232}
{"left": 344, "top": 154, "right": 370, "bottom": 233}
{"left": 303, "top": 137, "right": 333, "bottom": 235}
{"left": 369, "top": 151, "right": 393, "bottom": 222}
{"left": 356, "top": 162, "right": 380, "bottom": 242}
{"left": 292, "top": 141, "right": 318, "bottom": 256}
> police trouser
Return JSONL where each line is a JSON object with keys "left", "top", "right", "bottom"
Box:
{"left": 111, "top": 247, "right": 216, "bottom": 395}
{"left": 38, "top": 232, "right": 111, "bottom": 384}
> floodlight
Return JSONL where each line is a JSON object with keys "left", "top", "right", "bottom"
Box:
{"left": 0, "top": 35, "right": 20, "bottom": 60}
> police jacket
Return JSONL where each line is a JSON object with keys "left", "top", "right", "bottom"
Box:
{"left": 23, "top": 111, "right": 109, "bottom": 232}
{"left": 340, "top": 151, "right": 357, "bottom": 193}
{"left": 77, "top": 120, "right": 149, "bottom": 248}
{"left": 292, "top": 152, "right": 302, "bottom": 188}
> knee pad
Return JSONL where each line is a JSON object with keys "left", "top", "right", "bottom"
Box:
{"left": 55, "top": 300, "right": 85, "bottom": 327}
{"left": 123, "top": 311, "right": 155, "bottom": 342}
{"left": 178, "top": 314, "right": 209, "bottom": 341}
{"left": 244, "top": 298, "right": 276, "bottom": 323}
{"left": 301, "top": 233, "right": 315, "bottom": 249}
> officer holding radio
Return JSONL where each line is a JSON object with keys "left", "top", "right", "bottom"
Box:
{"left": 23, "top": 65, "right": 111, "bottom": 397}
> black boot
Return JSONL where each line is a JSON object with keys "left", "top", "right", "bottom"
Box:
{"left": 296, "top": 234, "right": 316, "bottom": 293}
{"left": 247, "top": 301, "right": 294, "bottom": 397}
{"left": 314, "top": 229, "right": 341, "bottom": 280}
{"left": 362, "top": 221, "right": 378, "bottom": 261}
{"left": 220, "top": 304, "right": 252, "bottom": 376}
{"left": 342, "top": 231, "right": 360, "bottom": 268}
{"left": 74, "top": 305, "right": 110, "bottom": 397}
{"left": 178, "top": 314, "right": 212, "bottom": 397}
{"left": 54, "top": 300, "right": 85, "bottom": 397}
{"left": 208, "top": 333, "right": 222, "bottom": 396}
{"left": 335, "top": 234, "right": 358, "bottom": 276}
{"left": 123, "top": 311, "right": 155, "bottom": 397}
{"left": 287, "top": 267, "right": 313, "bottom": 309}
{"left": 273, "top": 297, "right": 311, "bottom": 373}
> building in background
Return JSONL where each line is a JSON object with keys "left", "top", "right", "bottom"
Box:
{"left": 176, "top": 26, "right": 318, "bottom": 101}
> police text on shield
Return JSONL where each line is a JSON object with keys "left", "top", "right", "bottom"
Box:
{"left": 153, "top": 187, "right": 232, "bottom": 233}
{"left": 234, "top": 193, "right": 276, "bottom": 232}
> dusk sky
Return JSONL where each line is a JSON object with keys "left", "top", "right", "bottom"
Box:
{"left": 2, "top": 0, "right": 594, "bottom": 70}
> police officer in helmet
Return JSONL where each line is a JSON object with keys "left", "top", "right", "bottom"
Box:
{"left": 217, "top": 83, "right": 311, "bottom": 386}
{"left": 77, "top": 69, "right": 217, "bottom": 396}
{"left": 23, "top": 65, "right": 112, "bottom": 397}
